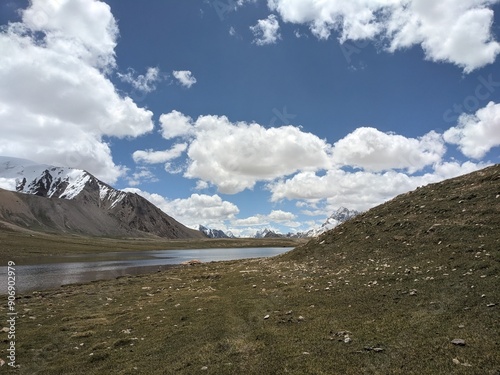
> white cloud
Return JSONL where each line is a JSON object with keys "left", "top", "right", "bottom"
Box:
{"left": 250, "top": 14, "right": 281, "bottom": 45}
{"left": 126, "top": 167, "right": 158, "bottom": 187}
{"left": 172, "top": 70, "right": 197, "bottom": 88}
{"left": 268, "top": 161, "right": 489, "bottom": 212}
{"left": 133, "top": 143, "right": 188, "bottom": 164}
{"left": 159, "top": 110, "right": 195, "bottom": 139}
{"left": 332, "top": 127, "right": 445, "bottom": 173}
{"left": 22, "top": 0, "right": 118, "bottom": 70}
{"left": 444, "top": 101, "right": 500, "bottom": 159}
{"left": 229, "top": 26, "right": 236, "bottom": 36}
{"left": 232, "top": 216, "right": 263, "bottom": 226}
{"left": 159, "top": 112, "right": 332, "bottom": 194}
{"left": 268, "top": 209, "right": 296, "bottom": 222}
{"left": 123, "top": 189, "right": 240, "bottom": 228}
{"left": 0, "top": 0, "right": 154, "bottom": 184}
{"left": 267, "top": 0, "right": 500, "bottom": 72}
{"left": 117, "top": 67, "right": 162, "bottom": 93}
{"left": 0, "top": 178, "right": 16, "bottom": 191}
{"left": 231, "top": 210, "right": 298, "bottom": 228}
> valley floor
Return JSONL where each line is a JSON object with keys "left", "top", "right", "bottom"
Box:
{"left": 1, "top": 248, "right": 498, "bottom": 374}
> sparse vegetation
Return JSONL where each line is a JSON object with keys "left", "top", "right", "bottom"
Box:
{"left": 0, "top": 165, "right": 499, "bottom": 374}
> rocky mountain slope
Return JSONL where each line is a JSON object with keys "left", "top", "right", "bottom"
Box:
{"left": 0, "top": 156, "right": 204, "bottom": 238}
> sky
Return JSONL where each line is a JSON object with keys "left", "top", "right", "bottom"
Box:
{"left": 0, "top": 0, "right": 499, "bottom": 237}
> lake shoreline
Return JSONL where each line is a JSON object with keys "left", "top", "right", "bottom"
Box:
{"left": 0, "top": 247, "right": 293, "bottom": 294}
{"left": 0, "top": 229, "right": 304, "bottom": 262}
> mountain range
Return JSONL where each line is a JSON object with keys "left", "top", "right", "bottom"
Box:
{"left": 198, "top": 225, "right": 235, "bottom": 239}
{"left": 0, "top": 156, "right": 204, "bottom": 239}
{"left": 249, "top": 208, "right": 360, "bottom": 239}
{"left": 0, "top": 156, "right": 361, "bottom": 240}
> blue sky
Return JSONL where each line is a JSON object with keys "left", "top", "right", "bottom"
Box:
{"left": 1, "top": 0, "right": 499, "bottom": 236}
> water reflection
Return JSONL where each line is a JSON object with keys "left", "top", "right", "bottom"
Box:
{"left": 0, "top": 247, "right": 292, "bottom": 294}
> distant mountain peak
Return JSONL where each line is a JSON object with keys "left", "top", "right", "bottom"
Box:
{"left": 0, "top": 156, "right": 203, "bottom": 239}
{"left": 307, "top": 207, "right": 360, "bottom": 237}
{"left": 199, "top": 225, "right": 234, "bottom": 238}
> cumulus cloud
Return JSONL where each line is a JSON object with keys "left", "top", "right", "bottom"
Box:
{"left": 123, "top": 189, "right": 240, "bottom": 228}
{"left": 444, "top": 101, "right": 500, "bottom": 159}
{"left": 159, "top": 110, "right": 195, "bottom": 139}
{"left": 133, "top": 143, "right": 188, "bottom": 164}
{"left": 0, "top": 0, "right": 154, "bottom": 184}
{"left": 126, "top": 167, "right": 159, "bottom": 187}
{"left": 157, "top": 111, "right": 332, "bottom": 194}
{"left": 232, "top": 210, "right": 298, "bottom": 228}
{"left": 117, "top": 67, "right": 162, "bottom": 93}
{"left": 269, "top": 161, "right": 489, "bottom": 212}
{"left": 267, "top": 0, "right": 500, "bottom": 72}
{"left": 268, "top": 209, "right": 296, "bottom": 222}
{"left": 332, "top": 127, "right": 445, "bottom": 173}
{"left": 0, "top": 178, "right": 16, "bottom": 191}
{"left": 250, "top": 14, "right": 281, "bottom": 45}
{"left": 172, "top": 70, "right": 197, "bottom": 88}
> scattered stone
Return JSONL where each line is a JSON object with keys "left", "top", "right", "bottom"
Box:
{"left": 297, "top": 316, "right": 305, "bottom": 322}
{"left": 344, "top": 337, "right": 352, "bottom": 344}
{"left": 264, "top": 314, "right": 270, "bottom": 320}
{"left": 0, "top": 358, "right": 5, "bottom": 367}
{"left": 302, "top": 352, "right": 310, "bottom": 355}
{"left": 487, "top": 303, "right": 496, "bottom": 307}
{"left": 201, "top": 366, "right": 208, "bottom": 371}
{"left": 451, "top": 339, "right": 466, "bottom": 346}
{"left": 453, "top": 358, "right": 461, "bottom": 365}
{"left": 286, "top": 310, "right": 293, "bottom": 315}
{"left": 1, "top": 327, "right": 9, "bottom": 333}
{"left": 182, "top": 259, "right": 202, "bottom": 266}
{"left": 409, "top": 289, "right": 417, "bottom": 296}
{"left": 373, "top": 347, "right": 384, "bottom": 352}
{"left": 121, "top": 329, "right": 132, "bottom": 334}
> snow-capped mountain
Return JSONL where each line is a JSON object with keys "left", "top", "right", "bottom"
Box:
{"left": 306, "top": 207, "right": 360, "bottom": 237}
{"left": 0, "top": 156, "right": 126, "bottom": 208}
{"left": 198, "top": 225, "right": 234, "bottom": 239}
{"left": 0, "top": 156, "right": 203, "bottom": 238}
{"left": 254, "top": 228, "right": 282, "bottom": 238}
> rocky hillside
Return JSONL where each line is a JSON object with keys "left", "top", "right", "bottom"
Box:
{"left": 0, "top": 157, "right": 204, "bottom": 238}
{"left": 286, "top": 164, "right": 500, "bottom": 263}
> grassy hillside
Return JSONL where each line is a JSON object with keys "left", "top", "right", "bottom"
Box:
{"left": 1, "top": 165, "right": 499, "bottom": 374}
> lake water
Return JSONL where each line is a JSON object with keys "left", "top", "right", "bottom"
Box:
{"left": 0, "top": 247, "right": 293, "bottom": 294}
